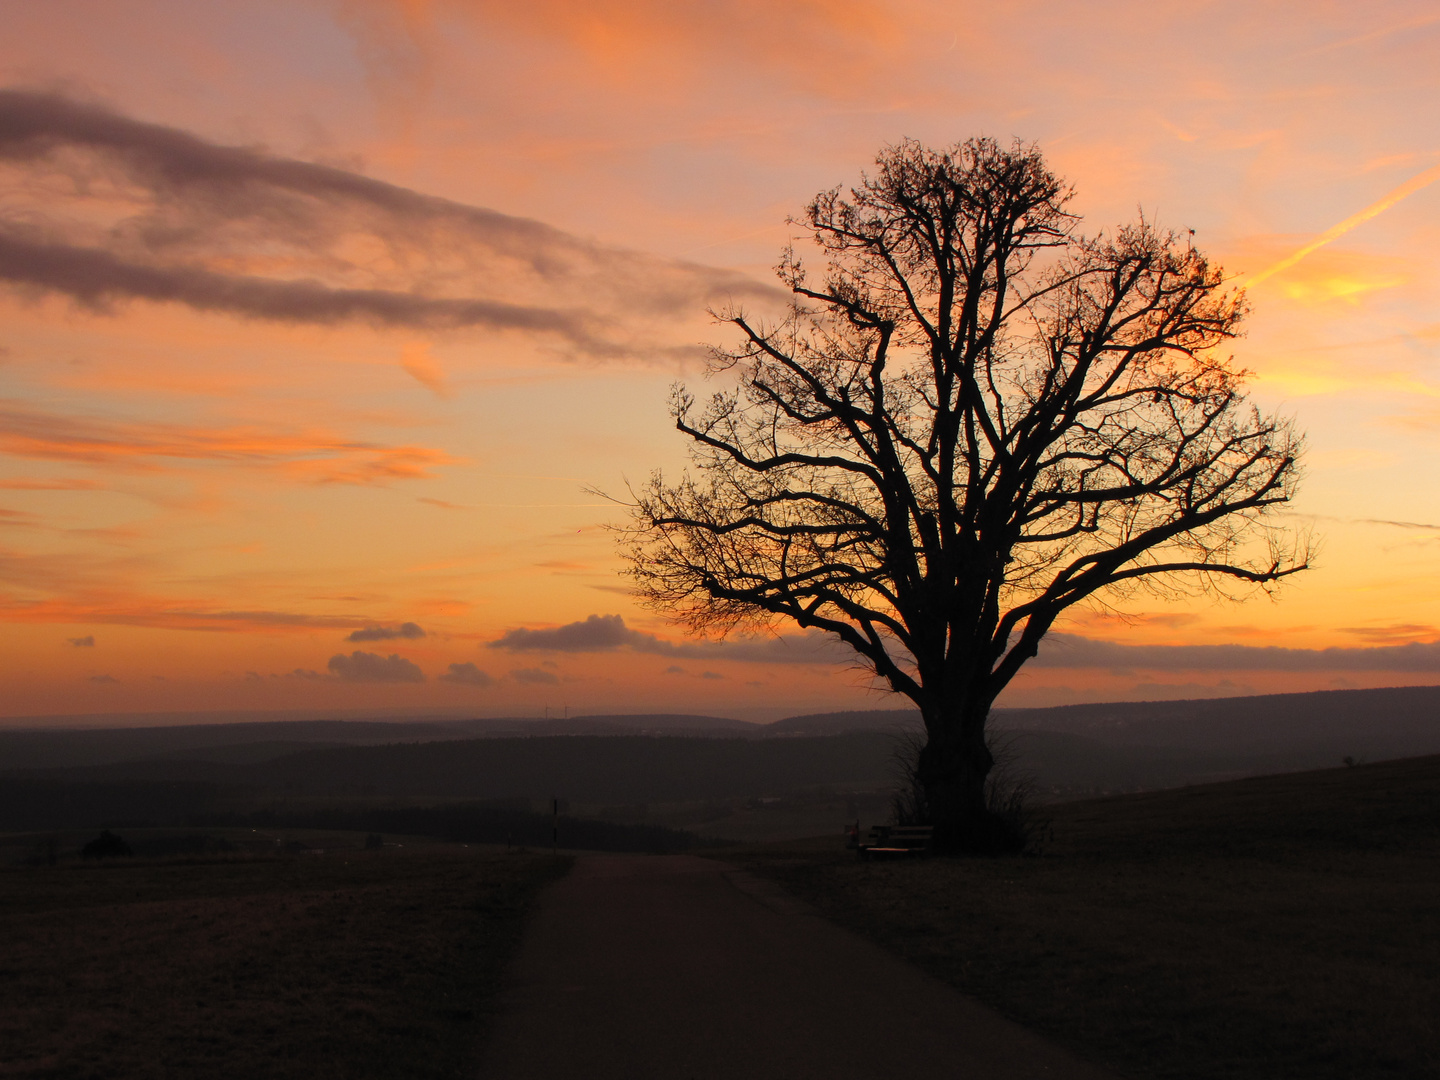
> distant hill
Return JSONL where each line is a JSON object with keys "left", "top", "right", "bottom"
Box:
{"left": 4, "top": 685, "right": 1439, "bottom": 837}
{"left": 0, "top": 732, "right": 899, "bottom": 832}
{"left": 993, "top": 685, "right": 1440, "bottom": 758}
{"left": 763, "top": 709, "right": 921, "bottom": 735}
{"left": 532, "top": 713, "right": 755, "bottom": 735}
{"left": 0, "top": 718, "right": 480, "bottom": 770}
{"left": 0, "top": 713, "right": 754, "bottom": 770}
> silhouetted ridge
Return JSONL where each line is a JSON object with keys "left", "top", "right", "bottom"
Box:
{"left": 993, "top": 684, "right": 1440, "bottom": 757}
{"left": 764, "top": 709, "right": 922, "bottom": 734}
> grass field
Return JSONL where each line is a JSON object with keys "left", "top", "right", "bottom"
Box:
{"left": 721, "top": 755, "right": 1440, "bottom": 1080}
{"left": 0, "top": 831, "right": 568, "bottom": 1079}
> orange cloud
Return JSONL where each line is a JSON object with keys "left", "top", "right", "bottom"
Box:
{"left": 0, "top": 478, "right": 105, "bottom": 490}
{"left": 400, "top": 341, "right": 448, "bottom": 395}
{"left": 0, "top": 404, "right": 458, "bottom": 484}
{"left": 1340, "top": 623, "right": 1439, "bottom": 646}
{"left": 348, "top": 0, "right": 907, "bottom": 97}
{"left": 0, "top": 594, "right": 393, "bottom": 634}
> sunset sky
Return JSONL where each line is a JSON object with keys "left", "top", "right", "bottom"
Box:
{"left": 3, "top": 0, "right": 1440, "bottom": 722}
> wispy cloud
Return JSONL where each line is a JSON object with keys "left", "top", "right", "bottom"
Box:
{"left": 347, "top": 622, "right": 426, "bottom": 642}
{"left": 0, "top": 402, "right": 457, "bottom": 484}
{"left": 1338, "top": 624, "right": 1437, "bottom": 645}
{"left": 1245, "top": 160, "right": 1440, "bottom": 289}
{"left": 0, "top": 596, "right": 394, "bottom": 634}
{"left": 0, "top": 228, "right": 605, "bottom": 340}
{"left": 0, "top": 478, "right": 104, "bottom": 490}
{"left": 0, "top": 89, "right": 779, "bottom": 360}
{"left": 342, "top": 0, "right": 907, "bottom": 101}
{"left": 1301, "top": 11, "right": 1440, "bottom": 56}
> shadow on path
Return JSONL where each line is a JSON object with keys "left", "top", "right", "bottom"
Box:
{"left": 479, "top": 854, "right": 1118, "bottom": 1079}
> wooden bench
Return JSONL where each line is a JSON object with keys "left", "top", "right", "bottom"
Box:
{"left": 857, "top": 825, "right": 933, "bottom": 859}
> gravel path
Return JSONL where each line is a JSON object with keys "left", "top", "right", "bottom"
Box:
{"left": 478, "top": 853, "right": 1119, "bottom": 1079}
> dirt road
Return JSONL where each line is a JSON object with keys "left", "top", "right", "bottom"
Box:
{"left": 478, "top": 854, "right": 1119, "bottom": 1079}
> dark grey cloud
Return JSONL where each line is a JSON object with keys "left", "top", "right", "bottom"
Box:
{"left": 488, "top": 613, "right": 846, "bottom": 664}
{"left": 66, "top": 635, "right": 94, "bottom": 647}
{"left": 0, "top": 230, "right": 602, "bottom": 342}
{"left": 491, "top": 614, "right": 635, "bottom": 652}
{"left": 489, "top": 614, "right": 1440, "bottom": 676}
{"left": 347, "top": 621, "right": 425, "bottom": 642}
{"left": 0, "top": 90, "right": 565, "bottom": 253}
{"left": 510, "top": 667, "right": 560, "bottom": 685}
{"left": 439, "top": 661, "right": 493, "bottom": 686}
{"left": 326, "top": 650, "right": 425, "bottom": 682}
{"left": 695, "top": 633, "right": 849, "bottom": 665}
{"left": 1032, "top": 632, "right": 1440, "bottom": 672}
{"left": 0, "top": 89, "right": 781, "bottom": 357}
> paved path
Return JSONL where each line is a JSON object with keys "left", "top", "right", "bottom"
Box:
{"left": 478, "top": 854, "right": 1119, "bottom": 1079}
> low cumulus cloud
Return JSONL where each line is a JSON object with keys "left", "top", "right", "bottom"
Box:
{"left": 439, "top": 661, "right": 493, "bottom": 686}
{"left": 327, "top": 650, "right": 425, "bottom": 682}
{"left": 487, "top": 614, "right": 1440, "bottom": 676}
{"left": 0, "top": 89, "right": 781, "bottom": 361}
{"left": 66, "top": 635, "right": 94, "bottom": 647}
{"left": 1032, "top": 632, "right": 1440, "bottom": 673}
{"left": 347, "top": 621, "right": 425, "bottom": 642}
{"left": 489, "top": 613, "right": 846, "bottom": 664}
{"left": 491, "top": 613, "right": 635, "bottom": 651}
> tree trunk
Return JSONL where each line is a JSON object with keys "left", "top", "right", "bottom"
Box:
{"left": 917, "top": 697, "right": 1015, "bottom": 853}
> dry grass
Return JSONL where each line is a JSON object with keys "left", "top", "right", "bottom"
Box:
{"left": 720, "top": 756, "right": 1440, "bottom": 1080}
{"left": 0, "top": 832, "right": 568, "bottom": 1079}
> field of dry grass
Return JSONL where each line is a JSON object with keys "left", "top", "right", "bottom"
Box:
{"left": 0, "top": 831, "right": 567, "bottom": 1079}
{"left": 720, "top": 756, "right": 1440, "bottom": 1080}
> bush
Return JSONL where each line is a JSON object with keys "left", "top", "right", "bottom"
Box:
{"left": 81, "top": 830, "right": 133, "bottom": 859}
{"left": 890, "top": 729, "right": 1050, "bottom": 855}
{"left": 24, "top": 835, "right": 59, "bottom": 866}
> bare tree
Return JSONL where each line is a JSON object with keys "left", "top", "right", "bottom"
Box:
{"left": 619, "top": 138, "right": 1307, "bottom": 852}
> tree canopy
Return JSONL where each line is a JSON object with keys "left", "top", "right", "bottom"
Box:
{"left": 620, "top": 138, "right": 1307, "bottom": 850}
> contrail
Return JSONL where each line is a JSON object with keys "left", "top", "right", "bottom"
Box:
{"left": 1246, "top": 159, "right": 1440, "bottom": 288}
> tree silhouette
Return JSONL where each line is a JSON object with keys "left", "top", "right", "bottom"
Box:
{"left": 620, "top": 138, "right": 1307, "bottom": 852}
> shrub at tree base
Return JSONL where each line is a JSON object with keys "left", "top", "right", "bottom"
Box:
{"left": 81, "top": 830, "right": 133, "bottom": 859}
